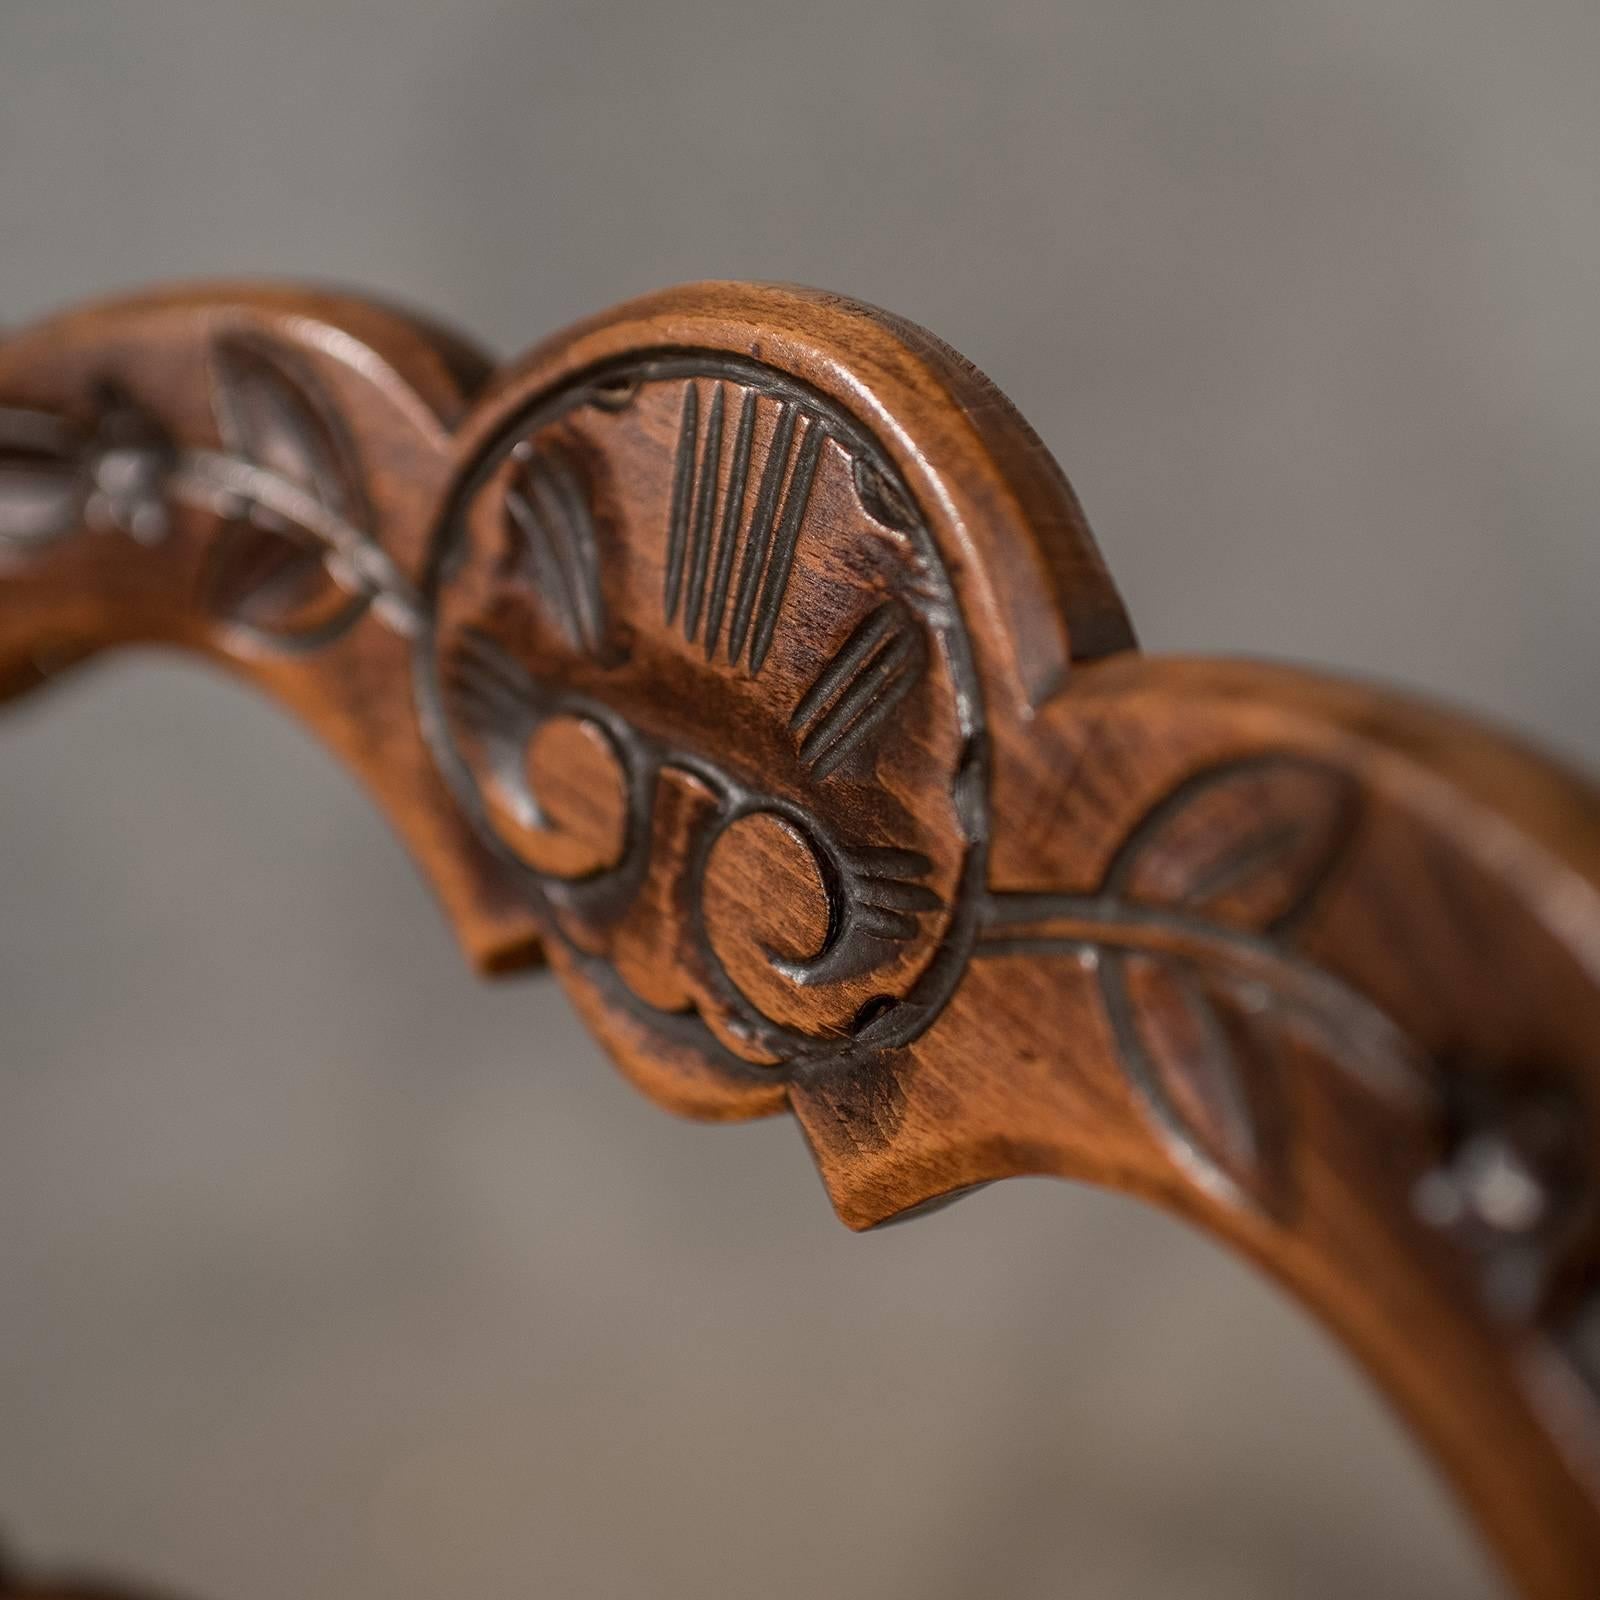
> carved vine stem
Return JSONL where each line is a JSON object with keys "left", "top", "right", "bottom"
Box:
{"left": 0, "top": 338, "right": 421, "bottom": 650}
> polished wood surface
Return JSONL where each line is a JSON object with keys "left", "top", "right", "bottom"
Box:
{"left": 4, "top": 280, "right": 1600, "bottom": 1597}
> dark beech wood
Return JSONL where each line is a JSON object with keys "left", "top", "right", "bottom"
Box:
{"left": 5, "top": 280, "right": 1600, "bottom": 1598}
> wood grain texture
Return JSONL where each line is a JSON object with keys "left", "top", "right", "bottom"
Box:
{"left": 4, "top": 279, "right": 1600, "bottom": 1598}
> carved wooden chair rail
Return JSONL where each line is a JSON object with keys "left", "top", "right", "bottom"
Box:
{"left": 3, "top": 280, "right": 1600, "bottom": 1599}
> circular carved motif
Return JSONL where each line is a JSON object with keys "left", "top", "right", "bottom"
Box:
{"left": 416, "top": 352, "right": 987, "bottom": 1074}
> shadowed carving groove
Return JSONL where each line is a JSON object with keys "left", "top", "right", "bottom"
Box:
{"left": 662, "top": 380, "right": 698, "bottom": 625}
{"left": 504, "top": 441, "right": 607, "bottom": 659}
{"left": 726, "top": 400, "right": 798, "bottom": 668}
{"left": 702, "top": 385, "right": 759, "bottom": 658}
{"left": 747, "top": 416, "right": 823, "bottom": 675}
{"left": 790, "top": 600, "right": 927, "bottom": 778}
{"left": 769, "top": 845, "right": 943, "bottom": 987}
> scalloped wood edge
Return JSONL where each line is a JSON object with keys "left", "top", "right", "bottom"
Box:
{"left": 4, "top": 280, "right": 1600, "bottom": 1598}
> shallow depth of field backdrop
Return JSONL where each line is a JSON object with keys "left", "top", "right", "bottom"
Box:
{"left": 3, "top": 4, "right": 1598, "bottom": 1597}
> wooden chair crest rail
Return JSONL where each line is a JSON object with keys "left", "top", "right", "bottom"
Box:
{"left": 3, "top": 280, "right": 1600, "bottom": 1599}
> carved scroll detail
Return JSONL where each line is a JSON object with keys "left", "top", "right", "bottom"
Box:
{"left": 419, "top": 352, "right": 985, "bottom": 1075}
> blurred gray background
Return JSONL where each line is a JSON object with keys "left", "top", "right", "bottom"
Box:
{"left": 2, "top": 3, "right": 1597, "bottom": 1597}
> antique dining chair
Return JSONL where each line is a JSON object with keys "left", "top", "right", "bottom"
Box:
{"left": 2, "top": 280, "right": 1600, "bottom": 1600}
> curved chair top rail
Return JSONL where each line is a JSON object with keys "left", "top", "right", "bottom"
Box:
{"left": 4, "top": 279, "right": 1600, "bottom": 1599}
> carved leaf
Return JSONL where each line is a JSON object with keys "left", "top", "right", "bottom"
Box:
{"left": 1105, "top": 756, "right": 1357, "bottom": 932}
{"left": 0, "top": 462, "right": 81, "bottom": 549}
{"left": 789, "top": 601, "right": 926, "bottom": 780}
{"left": 205, "top": 525, "right": 349, "bottom": 628}
{"left": 1103, "top": 950, "right": 1291, "bottom": 1214}
{"left": 852, "top": 455, "right": 918, "bottom": 532}
{"left": 211, "top": 334, "right": 364, "bottom": 523}
{"left": 766, "top": 844, "right": 942, "bottom": 987}
{"left": 206, "top": 334, "right": 371, "bottom": 641}
{"left": 503, "top": 442, "right": 607, "bottom": 659}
